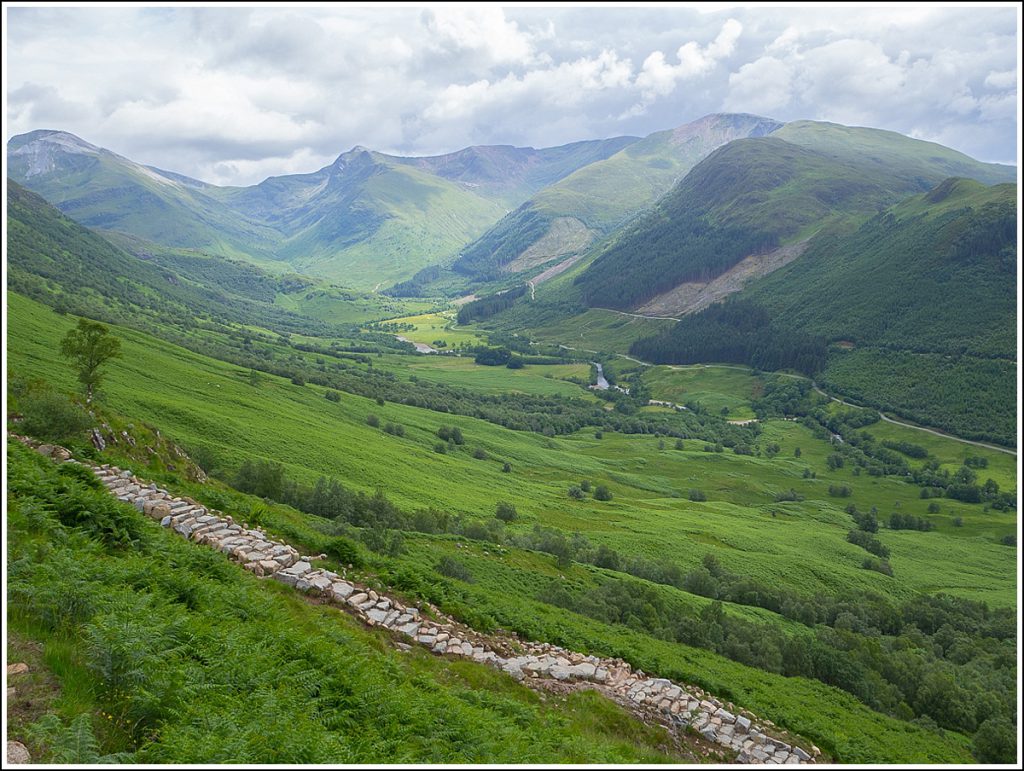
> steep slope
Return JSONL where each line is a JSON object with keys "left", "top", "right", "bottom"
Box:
{"left": 451, "top": 113, "right": 783, "bottom": 281}
{"left": 7, "top": 130, "right": 280, "bottom": 263}
{"left": 632, "top": 178, "right": 1017, "bottom": 445}
{"left": 5, "top": 180, "right": 328, "bottom": 336}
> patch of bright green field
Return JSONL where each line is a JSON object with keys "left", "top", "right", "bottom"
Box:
{"left": 642, "top": 365, "right": 762, "bottom": 420}
{"left": 8, "top": 293, "right": 1014, "bottom": 610}
{"left": 383, "top": 311, "right": 487, "bottom": 348}
{"left": 274, "top": 287, "right": 433, "bottom": 325}
{"left": 521, "top": 308, "right": 675, "bottom": 356}
{"left": 375, "top": 354, "right": 594, "bottom": 398}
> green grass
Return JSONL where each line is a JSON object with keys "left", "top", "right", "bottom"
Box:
{"left": 380, "top": 311, "right": 487, "bottom": 348}
{"left": 642, "top": 365, "right": 761, "bottom": 420}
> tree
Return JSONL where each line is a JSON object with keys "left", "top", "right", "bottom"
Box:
{"left": 495, "top": 501, "right": 518, "bottom": 522}
{"left": 60, "top": 318, "right": 121, "bottom": 402}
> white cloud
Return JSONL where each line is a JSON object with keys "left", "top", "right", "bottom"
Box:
{"left": 4, "top": 6, "right": 1018, "bottom": 184}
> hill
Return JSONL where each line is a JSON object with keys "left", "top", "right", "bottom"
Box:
{"left": 632, "top": 178, "right": 1017, "bottom": 445}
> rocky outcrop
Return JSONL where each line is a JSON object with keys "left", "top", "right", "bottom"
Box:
{"left": 17, "top": 437, "right": 818, "bottom": 764}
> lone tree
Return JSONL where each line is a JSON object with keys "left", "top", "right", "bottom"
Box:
{"left": 60, "top": 319, "right": 121, "bottom": 402}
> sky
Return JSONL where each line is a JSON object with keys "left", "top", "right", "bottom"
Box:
{"left": 4, "top": 3, "right": 1020, "bottom": 186}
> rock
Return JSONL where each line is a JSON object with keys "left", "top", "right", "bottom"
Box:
{"left": 160, "top": 515, "right": 172, "bottom": 528}
{"left": 417, "top": 635, "right": 436, "bottom": 647}
{"left": 398, "top": 621, "right": 421, "bottom": 636}
{"left": 366, "top": 608, "right": 389, "bottom": 623}
{"left": 793, "top": 747, "right": 811, "bottom": 761}
{"left": 7, "top": 663, "right": 29, "bottom": 676}
{"left": 570, "top": 662, "right": 596, "bottom": 679}
{"left": 774, "top": 751, "right": 789, "bottom": 762}
{"left": 36, "top": 444, "right": 55, "bottom": 457}
{"left": 736, "top": 715, "right": 752, "bottom": 732}
{"left": 700, "top": 726, "right": 717, "bottom": 742}
{"left": 331, "top": 582, "right": 355, "bottom": 599}
{"left": 7, "top": 741, "right": 30, "bottom": 764}
{"left": 593, "top": 667, "right": 609, "bottom": 683}
{"left": 348, "top": 592, "right": 369, "bottom": 606}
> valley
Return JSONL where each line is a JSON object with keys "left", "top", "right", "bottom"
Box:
{"left": 5, "top": 110, "right": 1018, "bottom": 767}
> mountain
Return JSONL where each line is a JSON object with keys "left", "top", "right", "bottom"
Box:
{"left": 631, "top": 177, "right": 1017, "bottom": 445}
{"left": 572, "top": 123, "right": 1016, "bottom": 313}
{"left": 450, "top": 113, "right": 783, "bottom": 282}
{"left": 8, "top": 131, "right": 637, "bottom": 289}
{"left": 7, "top": 130, "right": 281, "bottom": 264}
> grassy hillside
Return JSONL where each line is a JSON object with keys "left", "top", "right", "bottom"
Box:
{"left": 775, "top": 121, "right": 1016, "bottom": 187}
{"left": 5, "top": 442, "right": 686, "bottom": 764}
{"left": 10, "top": 293, "right": 1014, "bottom": 762}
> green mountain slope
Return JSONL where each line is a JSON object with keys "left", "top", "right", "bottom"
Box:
{"left": 451, "top": 113, "right": 783, "bottom": 281}
{"left": 632, "top": 178, "right": 1017, "bottom": 445}
{"left": 774, "top": 121, "right": 1016, "bottom": 186}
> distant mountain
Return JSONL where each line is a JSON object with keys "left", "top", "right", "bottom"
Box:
{"left": 7, "top": 131, "right": 636, "bottom": 289}
{"left": 450, "top": 113, "right": 783, "bottom": 281}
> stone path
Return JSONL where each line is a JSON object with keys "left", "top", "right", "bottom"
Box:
{"left": 17, "top": 438, "right": 819, "bottom": 764}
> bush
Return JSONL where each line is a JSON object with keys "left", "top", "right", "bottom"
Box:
{"left": 433, "top": 442, "right": 447, "bottom": 454}
{"left": 324, "top": 536, "right": 364, "bottom": 568}
{"left": 594, "top": 485, "right": 613, "bottom": 501}
{"left": 325, "top": 390, "right": 341, "bottom": 402}
{"left": 568, "top": 485, "right": 585, "bottom": 500}
{"left": 472, "top": 447, "right": 488, "bottom": 460}
{"left": 501, "top": 462, "right": 511, "bottom": 473}
{"left": 384, "top": 423, "right": 405, "bottom": 437}
{"left": 927, "top": 502, "right": 941, "bottom": 514}
{"left": 366, "top": 413, "right": 380, "bottom": 427}
{"left": 999, "top": 533, "right": 1016, "bottom": 547}
{"left": 828, "top": 484, "right": 852, "bottom": 497}
{"left": 675, "top": 439, "right": 684, "bottom": 450}
{"left": 774, "top": 489, "right": 804, "bottom": 502}
{"left": 290, "top": 376, "right": 305, "bottom": 386}
{"left": 18, "top": 386, "right": 92, "bottom": 442}
{"left": 436, "top": 556, "right": 473, "bottom": 582}
{"left": 847, "top": 529, "right": 890, "bottom": 558}
{"left": 580, "top": 480, "right": 592, "bottom": 492}
{"left": 688, "top": 489, "right": 707, "bottom": 502}
{"left": 495, "top": 501, "right": 518, "bottom": 522}
{"left": 594, "top": 431, "right": 603, "bottom": 439}
{"left": 437, "top": 426, "right": 464, "bottom": 444}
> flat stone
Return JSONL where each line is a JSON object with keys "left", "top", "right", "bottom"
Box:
{"left": 736, "top": 715, "right": 752, "bottom": 732}
{"left": 348, "top": 592, "right": 368, "bottom": 606}
{"left": 160, "top": 515, "right": 172, "bottom": 528}
{"left": 417, "top": 635, "right": 436, "bottom": 646}
{"left": 274, "top": 572, "right": 299, "bottom": 587}
{"left": 570, "top": 662, "right": 596, "bottom": 679}
{"left": 331, "top": 582, "right": 355, "bottom": 598}
{"left": 398, "top": 621, "right": 421, "bottom": 636}
{"left": 7, "top": 663, "right": 28, "bottom": 676}
{"left": 366, "top": 608, "right": 389, "bottom": 623}
{"left": 793, "top": 747, "right": 811, "bottom": 761}
{"left": 700, "top": 726, "right": 717, "bottom": 742}
{"left": 283, "top": 561, "right": 312, "bottom": 576}
{"left": 774, "top": 752, "right": 789, "bottom": 762}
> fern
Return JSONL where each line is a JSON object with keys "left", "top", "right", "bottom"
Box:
{"left": 28, "top": 713, "right": 133, "bottom": 763}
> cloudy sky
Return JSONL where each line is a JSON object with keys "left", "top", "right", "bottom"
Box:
{"left": 5, "top": 3, "right": 1020, "bottom": 186}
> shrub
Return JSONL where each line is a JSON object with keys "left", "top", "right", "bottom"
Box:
{"left": 436, "top": 556, "right": 473, "bottom": 582}
{"left": 291, "top": 376, "right": 305, "bottom": 386}
{"left": 568, "top": 485, "right": 585, "bottom": 500}
{"left": 18, "top": 386, "right": 92, "bottom": 442}
{"left": 675, "top": 439, "right": 684, "bottom": 450}
{"left": 366, "top": 413, "right": 380, "bottom": 428}
{"left": 775, "top": 489, "right": 804, "bottom": 502}
{"left": 828, "top": 484, "right": 852, "bottom": 497}
{"left": 325, "top": 390, "right": 341, "bottom": 402}
{"left": 433, "top": 442, "right": 447, "bottom": 454}
{"left": 580, "top": 480, "right": 592, "bottom": 492}
{"left": 501, "top": 462, "right": 511, "bottom": 473}
{"left": 688, "top": 489, "right": 707, "bottom": 502}
{"left": 325, "top": 536, "right": 364, "bottom": 568}
{"left": 594, "top": 431, "right": 603, "bottom": 439}
{"left": 472, "top": 447, "right": 488, "bottom": 460}
{"left": 495, "top": 501, "right": 518, "bottom": 522}
{"left": 927, "top": 502, "right": 941, "bottom": 514}
{"left": 847, "top": 529, "right": 890, "bottom": 558}
{"left": 594, "top": 485, "right": 613, "bottom": 501}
